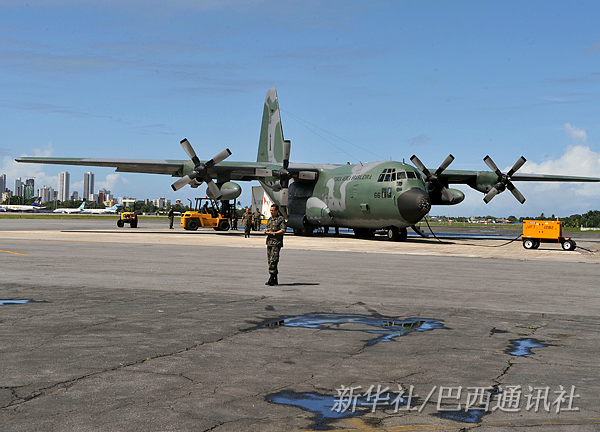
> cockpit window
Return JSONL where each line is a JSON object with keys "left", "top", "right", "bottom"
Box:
{"left": 377, "top": 168, "right": 398, "bottom": 182}
{"left": 407, "top": 172, "right": 416, "bottom": 179}
{"left": 397, "top": 172, "right": 406, "bottom": 179}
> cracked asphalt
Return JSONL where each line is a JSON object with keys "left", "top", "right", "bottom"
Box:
{"left": 1, "top": 218, "right": 599, "bottom": 431}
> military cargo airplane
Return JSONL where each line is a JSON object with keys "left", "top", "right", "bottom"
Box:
{"left": 16, "top": 87, "right": 600, "bottom": 240}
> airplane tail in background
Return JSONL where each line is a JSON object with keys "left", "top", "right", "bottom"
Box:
{"left": 79, "top": 201, "right": 86, "bottom": 210}
{"left": 257, "top": 87, "right": 285, "bottom": 164}
{"left": 32, "top": 197, "right": 42, "bottom": 207}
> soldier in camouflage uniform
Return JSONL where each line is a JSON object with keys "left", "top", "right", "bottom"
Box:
{"left": 253, "top": 209, "right": 263, "bottom": 231}
{"left": 264, "top": 204, "right": 286, "bottom": 286}
{"left": 242, "top": 207, "right": 252, "bottom": 238}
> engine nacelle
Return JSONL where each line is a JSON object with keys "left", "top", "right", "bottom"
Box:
{"left": 470, "top": 171, "right": 500, "bottom": 193}
{"left": 429, "top": 188, "right": 465, "bottom": 205}
{"left": 206, "top": 181, "right": 242, "bottom": 200}
{"left": 305, "top": 197, "right": 334, "bottom": 225}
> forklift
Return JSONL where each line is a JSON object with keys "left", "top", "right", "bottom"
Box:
{"left": 117, "top": 202, "right": 138, "bottom": 228}
{"left": 180, "top": 198, "right": 232, "bottom": 231}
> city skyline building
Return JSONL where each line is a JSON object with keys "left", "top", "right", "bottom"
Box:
{"left": 58, "top": 171, "right": 70, "bottom": 202}
{"left": 15, "top": 177, "right": 22, "bottom": 196}
{"left": 0, "top": 174, "right": 5, "bottom": 194}
{"left": 83, "top": 172, "right": 94, "bottom": 201}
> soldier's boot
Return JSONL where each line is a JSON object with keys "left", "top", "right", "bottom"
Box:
{"left": 273, "top": 275, "right": 278, "bottom": 286}
{"left": 265, "top": 274, "right": 276, "bottom": 286}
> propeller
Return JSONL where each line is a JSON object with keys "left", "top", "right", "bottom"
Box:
{"left": 272, "top": 140, "right": 293, "bottom": 206}
{"left": 482, "top": 155, "right": 527, "bottom": 204}
{"left": 410, "top": 154, "right": 456, "bottom": 202}
{"left": 171, "top": 138, "right": 232, "bottom": 200}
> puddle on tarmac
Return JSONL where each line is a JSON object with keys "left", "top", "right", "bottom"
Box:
{"left": 0, "top": 299, "right": 34, "bottom": 306}
{"left": 506, "top": 338, "right": 547, "bottom": 356}
{"left": 435, "top": 408, "right": 487, "bottom": 423}
{"left": 266, "top": 389, "right": 410, "bottom": 430}
{"left": 248, "top": 313, "right": 446, "bottom": 346}
{"left": 266, "top": 391, "right": 364, "bottom": 430}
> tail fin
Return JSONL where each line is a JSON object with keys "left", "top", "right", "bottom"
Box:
{"left": 257, "top": 87, "right": 285, "bottom": 164}
{"left": 32, "top": 197, "right": 42, "bottom": 206}
{"left": 79, "top": 201, "right": 86, "bottom": 210}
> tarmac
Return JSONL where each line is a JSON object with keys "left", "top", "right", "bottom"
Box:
{"left": 1, "top": 217, "right": 599, "bottom": 431}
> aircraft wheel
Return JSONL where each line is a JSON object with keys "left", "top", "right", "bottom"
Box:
{"left": 186, "top": 219, "right": 199, "bottom": 231}
{"left": 117, "top": 220, "right": 124, "bottom": 228}
{"left": 562, "top": 239, "right": 576, "bottom": 251}
{"left": 387, "top": 227, "right": 399, "bottom": 241}
{"left": 398, "top": 227, "right": 408, "bottom": 242}
{"left": 523, "top": 239, "right": 535, "bottom": 249}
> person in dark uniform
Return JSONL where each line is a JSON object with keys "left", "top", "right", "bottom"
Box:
{"left": 242, "top": 207, "right": 253, "bottom": 238}
{"left": 264, "top": 204, "right": 286, "bottom": 286}
{"left": 168, "top": 205, "right": 174, "bottom": 229}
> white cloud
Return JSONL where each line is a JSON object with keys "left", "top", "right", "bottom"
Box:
{"left": 97, "top": 173, "right": 131, "bottom": 192}
{"left": 564, "top": 123, "right": 587, "bottom": 143}
{"left": 1, "top": 143, "right": 57, "bottom": 191}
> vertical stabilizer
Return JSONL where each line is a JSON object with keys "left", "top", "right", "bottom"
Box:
{"left": 257, "top": 87, "right": 284, "bottom": 164}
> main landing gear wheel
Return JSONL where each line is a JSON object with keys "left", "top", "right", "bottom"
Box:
{"left": 562, "top": 239, "right": 576, "bottom": 251}
{"left": 386, "top": 227, "right": 408, "bottom": 241}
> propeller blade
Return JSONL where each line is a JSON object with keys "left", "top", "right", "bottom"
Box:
{"left": 180, "top": 139, "right": 201, "bottom": 166}
{"left": 507, "top": 156, "right": 527, "bottom": 177}
{"left": 283, "top": 140, "right": 291, "bottom": 170}
{"left": 171, "top": 175, "right": 193, "bottom": 192}
{"left": 280, "top": 188, "right": 289, "bottom": 206}
{"left": 483, "top": 155, "right": 502, "bottom": 177}
{"left": 441, "top": 187, "right": 454, "bottom": 203}
{"left": 410, "top": 155, "right": 432, "bottom": 177}
{"left": 207, "top": 148, "right": 232, "bottom": 167}
{"left": 506, "top": 181, "right": 526, "bottom": 204}
{"left": 205, "top": 179, "right": 222, "bottom": 200}
{"left": 435, "top": 154, "right": 455, "bottom": 176}
{"left": 483, "top": 187, "right": 499, "bottom": 204}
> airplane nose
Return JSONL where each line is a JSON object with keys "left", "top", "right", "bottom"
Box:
{"left": 397, "top": 188, "right": 431, "bottom": 224}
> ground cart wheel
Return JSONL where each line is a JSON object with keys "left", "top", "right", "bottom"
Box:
{"left": 117, "top": 220, "right": 124, "bottom": 228}
{"left": 523, "top": 239, "right": 535, "bottom": 249}
{"left": 562, "top": 239, "right": 576, "bottom": 251}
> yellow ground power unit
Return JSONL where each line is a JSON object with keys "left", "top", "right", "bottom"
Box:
{"left": 522, "top": 220, "right": 576, "bottom": 251}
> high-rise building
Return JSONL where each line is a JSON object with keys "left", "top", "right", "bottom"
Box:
{"left": 0, "top": 174, "right": 6, "bottom": 194}
{"left": 15, "top": 177, "right": 22, "bottom": 196}
{"left": 58, "top": 172, "right": 70, "bottom": 202}
{"left": 71, "top": 191, "right": 79, "bottom": 201}
{"left": 83, "top": 172, "right": 94, "bottom": 201}
{"left": 38, "top": 185, "right": 55, "bottom": 203}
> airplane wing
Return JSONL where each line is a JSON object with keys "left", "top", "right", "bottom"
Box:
{"left": 15, "top": 157, "right": 187, "bottom": 176}
{"left": 441, "top": 170, "right": 600, "bottom": 184}
{"left": 14, "top": 156, "right": 319, "bottom": 183}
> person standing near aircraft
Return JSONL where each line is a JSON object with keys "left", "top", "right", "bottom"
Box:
{"left": 242, "top": 207, "right": 252, "bottom": 238}
{"left": 264, "top": 204, "right": 286, "bottom": 286}
{"left": 253, "top": 208, "right": 262, "bottom": 231}
{"left": 168, "top": 206, "right": 174, "bottom": 229}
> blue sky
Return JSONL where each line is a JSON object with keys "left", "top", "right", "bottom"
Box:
{"left": 1, "top": 0, "right": 599, "bottom": 217}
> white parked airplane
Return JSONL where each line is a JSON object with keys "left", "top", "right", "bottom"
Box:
{"left": 82, "top": 204, "right": 121, "bottom": 214}
{"left": 53, "top": 201, "right": 86, "bottom": 214}
{"left": 0, "top": 197, "right": 46, "bottom": 212}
